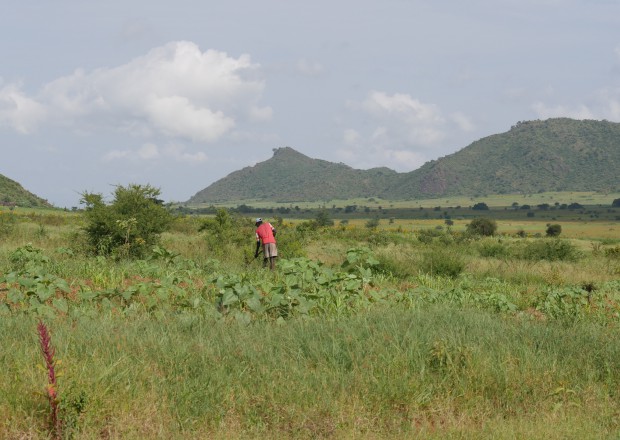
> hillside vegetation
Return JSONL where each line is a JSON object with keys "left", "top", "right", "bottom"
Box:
{"left": 390, "top": 118, "right": 620, "bottom": 198}
{"left": 188, "top": 118, "right": 620, "bottom": 203}
{"left": 189, "top": 147, "right": 397, "bottom": 202}
{"left": 0, "top": 174, "right": 51, "bottom": 208}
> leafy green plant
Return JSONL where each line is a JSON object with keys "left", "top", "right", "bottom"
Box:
{"left": 466, "top": 217, "right": 497, "bottom": 236}
{"left": 518, "top": 239, "right": 580, "bottom": 262}
{"left": 478, "top": 240, "right": 509, "bottom": 258}
{"left": 80, "top": 184, "right": 173, "bottom": 258}
{"left": 546, "top": 223, "right": 562, "bottom": 237}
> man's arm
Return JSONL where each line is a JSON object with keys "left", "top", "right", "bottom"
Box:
{"left": 254, "top": 238, "right": 261, "bottom": 258}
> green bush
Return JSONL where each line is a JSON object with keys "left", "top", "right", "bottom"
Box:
{"left": 365, "top": 218, "right": 380, "bottom": 230}
{"left": 466, "top": 218, "right": 497, "bottom": 236}
{"left": 420, "top": 249, "right": 466, "bottom": 278}
{"left": 80, "top": 184, "right": 174, "bottom": 258}
{"left": 518, "top": 239, "right": 580, "bottom": 262}
{"left": 604, "top": 246, "right": 620, "bottom": 259}
{"left": 417, "top": 228, "right": 449, "bottom": 244}
{"left": 0, "top": 211, "right": 17, "bottom": 237}
{"left": 546, "top": 223, "right": 562, "bottom": 237}
{"left": 478, "top": 240, "right": 510, "bottom": 258}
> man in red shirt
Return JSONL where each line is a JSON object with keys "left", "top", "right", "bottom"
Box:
{"left": 254, "top": 218, "right": 277, "bottom": 270}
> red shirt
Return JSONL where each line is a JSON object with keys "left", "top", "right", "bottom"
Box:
{"left": 256, "top": 223, "right": 276, "bottom": 244}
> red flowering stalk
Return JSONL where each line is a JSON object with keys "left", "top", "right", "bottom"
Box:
{"left": 37, "top": 320, "right": 62, "bottom": 439}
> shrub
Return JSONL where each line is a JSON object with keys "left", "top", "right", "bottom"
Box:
{"left": 0, "top": 211, "right": 17, "bottom": 237}
{"left": 518, "top": 239, "right": 580, "bottom": 262}
{"left": 478, "top": 240, "right": 510, "bottom": 258}
{"left": 315, "top": 209, "right": 334, "bottom": 227}
{"left": 466, "top": 218, "right": 497, "bottom": 236}
{"left": 546, "top": 224, "right": 562, "bottom": 237}
{"left": 417, "top": 228, "right": 450, "bottom": 244}
{"left": 365, "top": 218, "right": 380, "bottom": 230}
{"left": 605, "top": 246, "right": 620, "bottom": 259}
{"left": 80, "top": 184, "right": 173, "bottom": 258}
{"left": 420, "top": 249, "right": 466, "bottom": 278}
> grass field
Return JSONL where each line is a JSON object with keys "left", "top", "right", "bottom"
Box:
{"left": 184, "top": 191, "right": 620, "bottom": 210}
{"left": 1, "top": 198, "right": 620, "bottom": 439}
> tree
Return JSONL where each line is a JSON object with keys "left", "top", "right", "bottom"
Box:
{"left": 612, "top": 198, "right": 620, "bottom": 208}
{"left": 81, "top": 184, "right": 173, "bottom": 257}
{"left": 546, "top": 224, "right": 562, "bottom": 237}
{"left": 315, "top": 209, "right": 334, "bottom": 227}
{"left": 365, "top": 218, "right": 380, "bottom": 230}
{"left": 472, "top": 202, "right": 489, "bottom": 210}
{"left": 466, "top": 217, "right": 497, "bottom": 236}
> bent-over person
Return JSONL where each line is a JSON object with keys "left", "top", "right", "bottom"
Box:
{"left": 254, "top": 218, "right": 277, "bottom": 270}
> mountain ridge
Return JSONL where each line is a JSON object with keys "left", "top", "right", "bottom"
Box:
{"left": 0, "top": 174, "right": 52, "bottom": 208}
{"left": 185, "top": 117, "right": 620, "bottom": 203}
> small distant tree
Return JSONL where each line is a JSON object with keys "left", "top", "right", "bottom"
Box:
{"left": 612, "top": 198, "right": 620, "bottom": 208}
{"left": 81, "top": 184, "right": 173, "bottom": 257}
{"left": 546, "top": 223, "right": 562, "bottom": 237}
{"left": 315, "top": 209, "right": 334, "bottom": 227}
{"left": 472, "top": 202, "right": 489, "bottom": 211}
{"left": 466, "top": 217, "right": 497, "bottom": 236}
{"left": 365, "top": 218, "right": 380, "bottom": 230}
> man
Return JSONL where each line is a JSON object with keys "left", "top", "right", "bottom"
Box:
{"left": 254, "top": 218, "right": 277, "bottom": 270}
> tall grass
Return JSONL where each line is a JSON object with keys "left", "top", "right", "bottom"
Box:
{"left": 2, "top": 211, "right": 620, "bottom": 438}
{"left": 2, "top": 306, "right": 620, "bottom": 438}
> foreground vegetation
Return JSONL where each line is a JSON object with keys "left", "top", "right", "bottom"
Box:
{"left": 1, "top": 203, "right": 620, "bottom": 439}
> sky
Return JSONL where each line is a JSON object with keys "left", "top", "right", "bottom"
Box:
{"left": 1, "top": 0, "right": 619, "bottom": 207}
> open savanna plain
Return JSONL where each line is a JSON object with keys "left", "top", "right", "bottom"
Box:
{"left": 1, "top": 196, "right": 620, "bottom": 439}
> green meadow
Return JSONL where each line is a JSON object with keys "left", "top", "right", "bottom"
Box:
{"left": 1, "top": 198, "right": 620, "bottom": 439}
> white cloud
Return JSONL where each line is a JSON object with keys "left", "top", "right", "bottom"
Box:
{"left": 102, "top": 149, "right": 130, "bottom": 161}
{"left": 451, "top": 112, "right": 475, "bottom": 131}
{"left": 357, "top": 91, "right": 446, "bottom": 145}
{"left": 296, "top": 58, "right": 325, "bottom": 77}
{"left": 343, "top": 128, "right": 362, "bottom": 145}
{"left": 532, "top": 102, "right": 596, "bottom": 120}
{"left": 532, "top": 86, "right": 620, "bottom": 121}
{"left": 103, "top": 142, "right": 208, "bottom": 164}
{"left": 162, "top": 144, "right": 208, "bottom": 163}
{"left": 0, "top": 83, "right": 47, "bottom": 133}
{"left": 339, "top": 91, "right": 476, "bottom": 171}
{"left": 335, "top": 144, "right": 427, "bottom": 172}
{"left": 137, "top": 143, "right": 160, "bottom": 160}
{"left": 1, "top": 41, "right": 271, "bottom": 143}
{"left": 361, "top": 91, "right": 443, "bottom": 124}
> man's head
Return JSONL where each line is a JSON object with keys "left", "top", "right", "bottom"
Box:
{"left": 255, "top": 218, "right": 263, "bottom": 226}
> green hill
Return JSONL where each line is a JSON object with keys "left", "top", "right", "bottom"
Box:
{"left": 0, "top": 174, "right": 52, "bottom": 208}
{"left": 188, "top": 118, "right": 620, "bottom": 203}
{"left": 188, "top": 147, "right": 398, "bottom": 203}
{"left": 385, "top": 118, "right": 620, "bottom": 198}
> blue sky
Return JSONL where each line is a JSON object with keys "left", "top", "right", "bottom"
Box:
{"left": 1, "top": 0, "right": 619, "bottom": 207}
